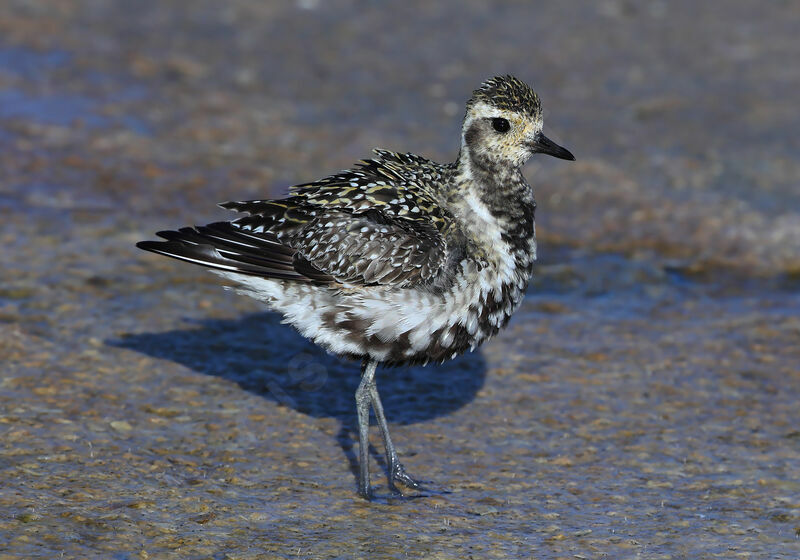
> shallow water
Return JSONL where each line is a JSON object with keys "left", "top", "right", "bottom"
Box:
{"left": 2, "top": 1, "right": 800, "bottom": 558}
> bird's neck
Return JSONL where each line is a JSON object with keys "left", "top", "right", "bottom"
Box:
{"left": 442, "top": 150, "right": 537, "bottom": 268}
{"left": 451, "top": 149, "right": 535, "bottom": 233}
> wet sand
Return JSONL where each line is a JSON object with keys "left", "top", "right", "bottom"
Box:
{"left": 2, "top": 1, "right": 799, "bottom": 558}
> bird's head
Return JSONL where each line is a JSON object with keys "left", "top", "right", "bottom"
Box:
{"left": 461, "top": 75, "right": 574, "bottom": 170}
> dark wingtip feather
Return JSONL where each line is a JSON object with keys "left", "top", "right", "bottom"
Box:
{"left": 137, "top": 240, "right": 165, "bottom": 252}
{"left": 137, "top": 237, "right": 302, "bottom": 280}
{"left": 137, "top": 225, "right": 331, "bottom": 283}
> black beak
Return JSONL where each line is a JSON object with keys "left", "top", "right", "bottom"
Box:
{"left": 529, "top": 132, "right": 575, "bottom": 161}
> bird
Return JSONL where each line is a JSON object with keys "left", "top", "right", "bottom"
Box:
{"left": 137, "top": 75, "right": 574, "bottom": 500}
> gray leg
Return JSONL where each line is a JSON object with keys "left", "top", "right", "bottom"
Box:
{"left": 368, "top": 380, "right": 423, "bottom": 491}
{"left": 355, "top": 358, "right": 377, "bottom": 499}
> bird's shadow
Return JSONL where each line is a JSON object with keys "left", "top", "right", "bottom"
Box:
{"left": 110, "top": 312, "right": 486, "bottom": 482}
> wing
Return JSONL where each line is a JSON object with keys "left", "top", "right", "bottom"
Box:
{"left": 137, "top": 150, "right": 451, "bottom": 287}
{"left": 227, "top": 199, "right": 446, "bottom": 286}
{"left": 137, "top": 201, "right": 447, "bottom": 288}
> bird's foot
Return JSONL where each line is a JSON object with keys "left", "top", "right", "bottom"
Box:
{"left": 393, "top": 464, "right": 427, "bottom": 488}
{"left": 389, "top": 463, "right": 431, "bottom": 493}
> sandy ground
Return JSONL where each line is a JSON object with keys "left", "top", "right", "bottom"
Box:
{"left": 2, "top": 1, "right": 799, "bottom": 558}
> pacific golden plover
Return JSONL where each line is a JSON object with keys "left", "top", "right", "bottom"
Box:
{"left": 137, "top": 75, "right": 575, "bottom": 499}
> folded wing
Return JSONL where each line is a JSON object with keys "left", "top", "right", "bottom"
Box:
{"left": 137, "top": 200, "right": 446, "bottom": 288}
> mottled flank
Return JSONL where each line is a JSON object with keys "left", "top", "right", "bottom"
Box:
{"left": 138, "top": 75, "right": 574, "bottom": 498}
{"left": 468, "top": 75, "right": 542, "bottom": 118}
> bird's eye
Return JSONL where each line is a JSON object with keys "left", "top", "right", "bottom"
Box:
{"left": 491, "top": 118, "right": 510, "bottom": 133}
